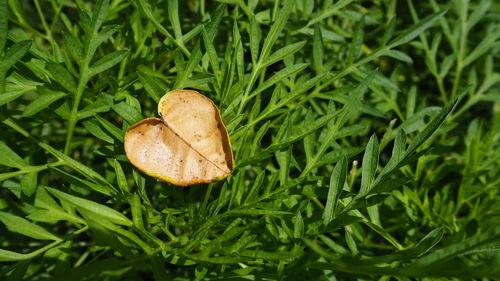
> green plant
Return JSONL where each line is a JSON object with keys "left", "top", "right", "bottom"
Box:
{"left": 0, "top": 0, "right": 499, "bottom": 280}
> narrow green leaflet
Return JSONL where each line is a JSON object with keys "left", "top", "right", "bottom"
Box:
{"left": 0, "top": 249, "right": 29, "bottom": 262}
{"left": 113, "top": 159, "right": 130, "bottom": 193}
{"left": 20, "top": 171, "right": 37, "bottom": 196}
{"left": 47, "top": 62, "right": 76, "bottom": 93}
{"left": 259, "top": 0, "right": 293, "bottom": 61}
{"left": 0, "top": 211, "right": 60, "bottom": 240}
{"left": 0, "top": 141, "right": 28, "bottom": 169}
{"left": 0, "top": 0, "right": 7, "bottom": 54}
{"left": 323, "top": 157, "right": 347, "bottom": 225}
{"left": 359, "top": 134, "right": 379, "bottom": 195}
{"left": 388, "top": 10, "right": 446, "bottom": 48}
{"left": 88, "top": 50, "right": 128, "bottom": 77}
{"left": 45, "top": 187, "right": 132, "bottom": 226}
{"left": 63, "top": 33, "right": 84, "bottom": 63}
{"left": 0, "top": 40, "right": 32, "bottom": 73}
{"left": 22, "top": 87, "right": 67, "bottom": 117}
{"left": 262, "top": 41, "right": 306, "bottom": 68}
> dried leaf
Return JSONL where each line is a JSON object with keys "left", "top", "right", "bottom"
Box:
{"left": 124, "top": 90, "right": 233, "bottom": 186}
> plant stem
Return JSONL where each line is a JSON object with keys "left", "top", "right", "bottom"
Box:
{"left": 64, "top": 67, "right": 89, "bottom": 154}
{"left": 34, "top": 0, "right": 53, "bottom": 42}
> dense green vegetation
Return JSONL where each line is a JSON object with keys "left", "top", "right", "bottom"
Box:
{"left": 0, "top": 0, "right": 499, "bottom": 280}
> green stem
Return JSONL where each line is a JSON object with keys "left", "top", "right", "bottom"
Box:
{"left": 451, "top": 1, "right": 468, "bottom": 99}
{"left": 34, "top": 0, "right": 53, "bottom": 42}
{"left": 0, "top": 161, "right": 64, "bottom": 182}
{"left": 64, "top": 68, "right": 89, "bottom": 154}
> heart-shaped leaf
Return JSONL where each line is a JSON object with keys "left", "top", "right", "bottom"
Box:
{"left": 124, "top": 90, "right": 233, "bottom": 186}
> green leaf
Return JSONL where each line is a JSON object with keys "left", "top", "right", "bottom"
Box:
{"left": 0, "top": 249, "right": 28, "bottom": 262}
{"left": 0, "top": 88, "right": 33, "bottom": 106}
{"left": 50, "top": 166, "right": 112, "bottom": 196}
{"left": 250, "top": 63, "right": 309, "bottom": 98}
{"left": 112, "top": 102, "right": 143, "bottom": 124}
{"left": 22, "top": 87, "right": 67, "bottom": 117}
{"left": 83, "top": 119, "right": 114, "bottom": 143}
{"left": 95, "top": 25, "right": 120, "bottom": 48}
{"left": 240, "top": 249, "right": 296, "bottom": 261}
{"left": 323, "top": 157, "right": 347, "bottom": 225}
{"left": 38, "top": 143, "right": 115, "bottom": 194}
{"left": 45, "top": 187, "right": 132, "bottom": 226}
{"left": 47, "top": 62, "right": 76, "bottom": 93}
{"left": 406, "top": 93, "right": 463, "bottom": 156}
{"left": 384, "top": 49, "right": 413, "bottom": 63}
{"left": 20, "top": 171, "right": 37, "bottom": 196}
{"left": 0, "top": 40, "right": 31, "bottom": 73}
{"left": 0, "top": 211, "right": 60, "bottom": 240}
{"left": 0, "top": 0, "right": 7, "bottom": 54}
{"left": 262, "top": 41, "right": 306, "bottom": 68}
{"left": 467, "top": 0, "right": 491, "bottom": 31}
{"left": 389, "top": 10, "right": 446, "bottom": 48}
{"left": 113, "top": 159, "right": 129, "bottom": 193}
{"left": 95, "top": 116, "right": 124, "bottom": 142}
{"left": 293, "top": 211, "right": 304, "bottom": 239}
{"left": 313, "top": 24, "right": 324, "bottom": 74}
{"left": 89, "top": 0, "right": 110, "bottom": 36}
{"left": 89, "top": 50, "right": 128, "bottom": 77}
{"left": 249, "top": 16, "right": 261, "bottom": 66}
{"left": 381, "top": 16, "right": 397, "bottom": 46}
{"left": 167, "top": 0, "right": 183, "bottom": 42}
{"left": 137, "top": 69, "right": 165, "bottom": 103}
{"left": 225, "top": 208, "right": 291, "bottom": 216}
{"left": 77, "top": 98, "right": 111, "bottom": 120}
{"left": 0, "top": 141, "right": 28, "bottom": 169}
{"left": 202, "top": 28, "right": 221, "bottom": 84}
{"left": 359, "top": 134, "right": 379, "bottom": 195}
{"left": 347, "top": 16, "right": 364, "bottom": 65}
{"left": 259, "top": 0, "right": 293, "bottom": 60}
{"left": 135, "top": 0, "right": 189, "bottom": 55}
{"left": 63, "top": 33, "right": 84, "bottom": 63}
